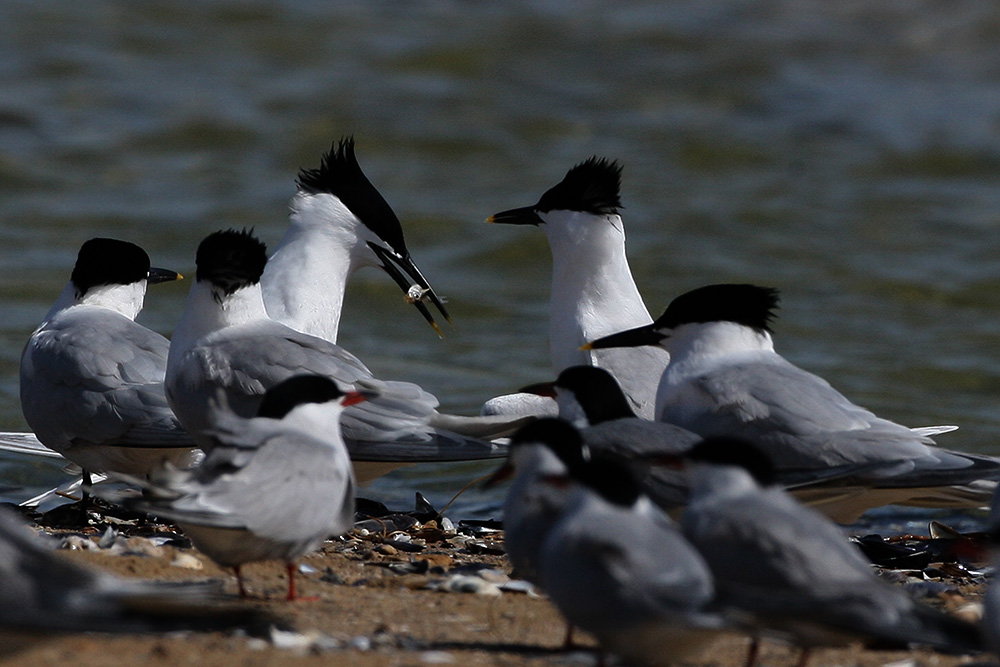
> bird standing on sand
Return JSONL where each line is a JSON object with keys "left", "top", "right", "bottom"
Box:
{"left": 677, "top": 436, "right": 983, "bottom": 663}
{"left": 119, "top": 375, "right": 362, "bottom": 600}
{"left": 20, "top": 238, "right": 198, "bottom": 490}
{"left": 487, "top": 418, "right": 590, "bottom": 585}
{"left": 526, "top": 420, "right": 730, "bottom": 667}
{"left": 486, "top": 157, "right": 668, "bottom": 419}
{"left": 586, "top": 283, "right": 1000, "bottom": 522}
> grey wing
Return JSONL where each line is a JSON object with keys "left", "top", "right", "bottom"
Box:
{"left": 147, "top": 429, "right": 353, "bottom": 540}
{"left": 21, "top": 314, "right": 192, "bottom": 449}
{"left": 684, "top": 491, "right": 981, "bottom": 651}
{"left": 682, "top": 488, "right": 875, "bottom": 594}
{"left": 542, "top": 502, "right": 716, "bottom": 636}
{"left": 0, "top": 507, "right": 104, "bottom": 612}
{"left": 170, "top": 322, "right": 442, "bottom": 447}
{"left": 0, "top": 432, "right": 63, "bottom": 459}
{"left": 672, "top": 359, "right": 939, "bottom": 468}
{"left": 0, "top": 506, "right": 273, "bottom": 636}
{"left": 583, "top": 419, "right": 701, "bottom": 509}
{"left": 584, "top": 418, "right": 701, "bottom": 458}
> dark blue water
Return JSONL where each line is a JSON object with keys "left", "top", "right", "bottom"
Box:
{"left": 2, "top": 1, "right": 1000, "bottom": 528}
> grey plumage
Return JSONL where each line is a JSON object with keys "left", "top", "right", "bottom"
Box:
{"left": 680, "top": 437, "right": 983, "bottom": 655}
{"left": 0, "top": 506, "right": 274, "bottom": 655}
{"left": 587, "top": 283, "right": 1000, "bottom": 522}
{"left": 119, "top": 375, "right": 360, "bottom": 599}
{"left": 20, "top": 238, "right": 198, "bottom": 480}
{"left": 526, "top": 421, "right": 730, "bottom": 666}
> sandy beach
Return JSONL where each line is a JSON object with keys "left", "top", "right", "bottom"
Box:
{"left": 0, "top": 501, "right": 990, "bottom": 667}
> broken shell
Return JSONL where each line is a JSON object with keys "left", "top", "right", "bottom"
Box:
{"left": 438, "top": 575, "right": 502, "bottom": 596}
{"left": 171, "top": 552, "right": 204, "bottom": 570}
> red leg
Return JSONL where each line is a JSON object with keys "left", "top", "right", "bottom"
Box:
{"left": 234, "top": 564, "right": 248, "bottom": 599}
{"left": 562, "top": 622, "right": 575, "bottom": 649}
{"left": 286, "top": 561, "right": 298, "bottom": 601}
{"left": 744, "top": 638, "right": 760, "bottom": 667}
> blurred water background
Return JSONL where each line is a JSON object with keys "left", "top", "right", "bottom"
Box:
{"left": 2, "top": 1, "right": 1000, "bottom": 528}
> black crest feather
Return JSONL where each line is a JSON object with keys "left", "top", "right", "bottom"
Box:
{"left": 296, "top": 136, "right": 408, "bottom": 255}
{"left": 554, "top": 366, "right": 636, "bottom": 424}
{"left": 654, "top": 284, "right": 780, "bottom": 333}
{"left": 195, "top": 229, "right": 268, "bottom": 295}
{"left": 684, "top": 436, "right": 778, "bottom": 486}
{"left": 576, "top": 451, "right": 644, "bottom": 507}
{"left": 510, "top": 418, "right": 588, "bottom": 470}
{"left": 257, "top": 375, "right": 346, "bottom": 419}
{"left": 535, "top": 157, "right": 623, "bottom": 215}
{"left": 510, "top": 417, "right": 642, "bottom": 506}
{"left": 71, "top": 238, "right": 152, "bottom": 295}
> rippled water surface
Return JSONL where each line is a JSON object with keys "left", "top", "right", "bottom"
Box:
{"left": 2, "top": 1, "right": 1000, "bottom": 525}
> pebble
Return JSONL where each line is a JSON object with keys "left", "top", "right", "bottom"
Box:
{"left": 348, "top": 635, "right": 372, "bottom": 651}
{"left": 438, "top": 575, "right": 502, "bottom": 596}
{"left": 171, "top": 552, "right": 203, "bottom": 570}
{"left": 420, "top": 650, "right": 456, "bottom": 664}
{"left": 61, "top": 534, "right": 99, "bottom": 551}
{"left": 122, "top": 537, "right": 163, "bottom": 558}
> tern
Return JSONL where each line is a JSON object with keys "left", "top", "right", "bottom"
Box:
{"left": 19, "top": 238, "right": 199, "bottom": 490}
{"left": 487, "top": 157, "right": 668, "bottom": 419}
{"left": 523, "top": 365, "right": 973, "bottom": 512}
{"left": 261, "top": 136, "right": 449, "bottom": 342}
{"left": 586, "top": 283, "right": 1000, "bottom": 522}
{"left": 527, "top": 420, "right": 732, "bottom": 666}
{"left": 166, "top": 229, "right": 518, "bottom": 482}
{"left": 486, "top": 418, "right": 590, "bottom": 585}
{"left": 0, "top": 505, "right": 274, "bottom": 655}
{"left": 520, "top": 366, "right": 700, "bottom": 508}
{"left": 118, "top": 375, "right": 362, "bottom": 600}
{"left": 678, "top": 436, "right": 983, "bottom": 661}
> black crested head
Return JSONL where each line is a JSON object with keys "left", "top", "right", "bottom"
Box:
{"left": 575, "top": 451, "right": 644, "bottom": 507}
{"left": 535, "top": 157, "right": 623, "bottom": 215}
{"left": 195, "top": 229, "right": 268, "bottom": 295}
{"left": 71, "top": 238, "right": 151, "bottom": 296}
{"left": 510, "top": 418, "right": 642, "bottom": 506}
{"left": 509, "top": 418, "right": 589, "bottom": 470}
{"left": 654, "top": 284, "right": 780, "bottom": 334}
{"left": 296, "top": 136, "right": 408, "bottom": 256}
{"left": 555, "top": 366, "right": 636, "bottom": 424}
{"left": 257, "top": 375, "right": 346, "bottom": 419}
{"left": 684, "top": 436, "right": 777, "bottom": 486}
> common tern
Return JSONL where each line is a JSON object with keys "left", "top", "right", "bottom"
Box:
{"left": 118, "top": 375, "right": 362, "bottom": 600}
{"left": 527, "top": 420, "right": 731, "bottom": 666}
{"left": 678, "top": 436, "right": 983, "bottom": 659}
{"left": 19, "top": 238, "right": 199, "bottom": 489}
{"left": 521, "top": 366, "right": 700, "bottom": 507}
{"left": 519, "top": 366, "right": 889, "bottom": 510}
{"left": 486, "top": 418, "right": 589, "bottom": 584}
{"left": 487, "top": 157, "right": 668, "bottom": 419}
{"left": 261, "top": 136, "right": 449, "bottom": 342}
{"left": 586, "top": 283, "right": 1000, "bottom": 521}
{"left": 166, "top": 229, "right": 516, "bottom": 482}
{"left": 0, "top": 505, "right": 273, "bottom": 655}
